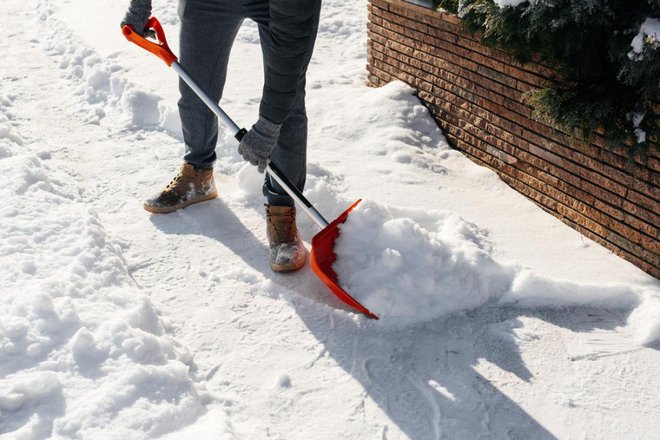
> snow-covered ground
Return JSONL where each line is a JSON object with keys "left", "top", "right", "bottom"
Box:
{"left": 1, "top": 0, "right": 659, "bottom": 438}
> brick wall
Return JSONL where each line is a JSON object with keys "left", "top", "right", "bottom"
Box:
{"left": 367, "top": 0, "right": 660, "bottom": 277}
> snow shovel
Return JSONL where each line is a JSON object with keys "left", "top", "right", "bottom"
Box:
{"left": 122, "top": 17, "right": 378, "bottom": 320}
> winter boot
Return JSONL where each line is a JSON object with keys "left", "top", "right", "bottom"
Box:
{"left": 266, "top": 205, "right": 306, "bottom": 272}
{"left": 144, "top": 163, "right": 217, "bottom": 213}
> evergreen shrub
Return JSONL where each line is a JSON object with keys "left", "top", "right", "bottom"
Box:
{"left": 432, "top": 0, "right": 660, "bottom": 154}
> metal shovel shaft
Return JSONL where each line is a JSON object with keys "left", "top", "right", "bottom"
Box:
{"left": 172, "top": 61, "right": 330, "bottom": 230}
{"left": 172, "top": 62, "right": 241, "bottom": 134}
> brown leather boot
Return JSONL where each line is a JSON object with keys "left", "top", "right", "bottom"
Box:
{"left": 144, "top": 163, "right": 217, "bottom": 213}
{"left": 266, "top": 205, "right": 306, "bottom": 272}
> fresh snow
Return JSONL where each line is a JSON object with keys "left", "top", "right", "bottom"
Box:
{"left": 1, "top": 0, "right": 659, "bottom": 439}
{"left": 630, "top": 17, "right": 660, "bottom": 56}
{"left": 492, "top": 0, "right": 532, "bottom": 9}
{"left": 0, "top": 59, "right": 217, "bottom": 438}
{"left": 334, "top": 200, "right": 651, "bottom": 329}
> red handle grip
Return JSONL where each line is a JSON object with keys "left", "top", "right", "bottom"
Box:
{"left": 122, "top": 17, "right": 178, "bottom": 66}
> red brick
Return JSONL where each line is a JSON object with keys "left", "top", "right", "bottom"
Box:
{"left": 621, "top": 199, "right": 660, "bottom": 228}
{"left": 371, "top": 18, "right": 525, "bottom": 92}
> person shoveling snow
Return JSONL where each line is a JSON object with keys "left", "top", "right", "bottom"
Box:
{"left": 122, "top": 0, "right": 321, "bottom": 273}
{"left": 121, "top": 3, "right": 377, "bottom": 317}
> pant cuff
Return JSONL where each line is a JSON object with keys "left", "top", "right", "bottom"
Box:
{"left": 263, "top": 180, "right": 294, "bottom": 207}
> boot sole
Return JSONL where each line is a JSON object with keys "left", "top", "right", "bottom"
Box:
{"left": 143, "top": 191, "right": 218, "bottom": 214}
{"left": 270, "top": 250, "right": 307, "bottom": 273}
{"left": 270, "top": 257, "right": 306, "bottom": 273}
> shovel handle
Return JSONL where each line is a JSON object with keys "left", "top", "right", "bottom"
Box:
{"left": 122, "top": 17, "right": 177, "bottom": 66}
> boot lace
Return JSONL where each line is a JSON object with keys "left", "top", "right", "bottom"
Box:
{"left": 165, "top": 166, "right": 198, "bottom": 192}
{"left": 165, "top": 174, "right": 182, "bottom": 191}
{"left": 269, "top": 212, "right": 295, "bottom": 244}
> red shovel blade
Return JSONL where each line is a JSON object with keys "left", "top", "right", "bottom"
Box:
{"left": 310, "top": 200, "right": 379, "bottom": 320}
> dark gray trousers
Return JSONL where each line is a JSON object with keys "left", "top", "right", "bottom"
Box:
{"left": 178, "top": 0, "right": 318, "bottom": 206}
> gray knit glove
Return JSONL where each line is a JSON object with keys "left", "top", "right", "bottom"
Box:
{"left": 121, "top": 0, "right": 153, "bottom": 37}
{"left": 238, "top": 117, "right": 282, "bottom": 173}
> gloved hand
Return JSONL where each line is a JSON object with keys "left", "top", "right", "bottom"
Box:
{"left": 121, "top": 0, "right": 153, "bottom": 37}
{"left": 238, "top": 117, "right": 282, "bottom": 173}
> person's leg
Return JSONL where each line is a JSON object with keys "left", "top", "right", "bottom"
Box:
{"left": 178, "top": 0, "right": 243, "bottom": 169}
{"left": 262, "top": 73, "right": 308, "bottom": 207}
{"left": 240, "top": 1, "right": 319, "bottom": 271}
{"left": 144, "top": 0, "right": 243, "bottom": 214}
{"left": 246, "top": 3, "right": 320, "bottom": 206}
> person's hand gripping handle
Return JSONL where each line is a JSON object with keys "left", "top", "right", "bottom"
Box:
{"left": 121, "top": 16, "right": 178, "bottom": 66}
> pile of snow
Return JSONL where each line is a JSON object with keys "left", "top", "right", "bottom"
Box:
{"left": 35, "top": 0, "right": 182, "bottom": 135}
{"left": 334, "top": 201, "right": 515, "bottom": 326}
{"left": 334, "top": 201, "right": 660, "bottom": 344}
{"left": 493, "top": 0, "right": 535, "bottom": 9}
{"left": 630, "top": 17, "right": 660, "bottom": 56}
{"left": 0, "top": 122, "right": 220, "bottom": 437}
{"left": 0, "top": 95, "right": 24, "bottom": 152}
{"left": 628, "top": 294, "right": 660, "bottom": 346}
